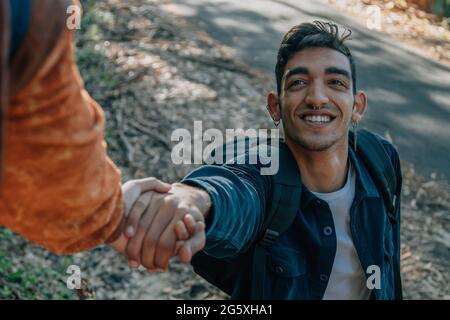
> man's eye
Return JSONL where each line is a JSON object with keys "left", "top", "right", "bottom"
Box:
{"left": 329, "top": 79, "right": 346, "bottom": 87}
{"left": 289, "top": 79, "right": 306, "bottom": 87}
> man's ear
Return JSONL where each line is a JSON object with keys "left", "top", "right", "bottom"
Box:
{"left": 267, "top": 91, "right": 281, "bottom": 122}
{"left": 352, "top": 90, "right": 367, "bottom": 123}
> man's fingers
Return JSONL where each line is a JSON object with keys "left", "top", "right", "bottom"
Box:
{"left": 178, "top": 245, "right": 192, "bottom": 264}
{"left": 190, "top": 222, "right": 206, "bottom": 254}
{"left": 174, "top": 220, "right": 189, "bottom": 241}
{"left": 125, "top": 195, "right": 160, "bottom": 265}
{"left": 183, "top": 214, "right": 197, "bottom": 235}
{"left": 178, "top": 222, "right": 206, "bottom": 263}
{"left": 175, "top": 240, "right": 184, "bottom": 255}
{"left": 128, "top": 260, "right": 140, "bottom": 268}
{"left": 155, "top": 210, "right": 204, "bottom": 268}
{"left": 124, "top": 192, "right": 153, "bottom": 238}
{"left": 154, "top": 220, "right": 179, "bottom": 270}
{"left": 121, "top": 178, "right": 170, "bottom": 217}
{"left": 141, "top": 204, "right": 174, "bottom": 271}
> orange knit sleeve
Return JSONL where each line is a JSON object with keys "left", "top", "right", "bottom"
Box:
{"left": 0, "top": 14, "right": 123, "bottom": 255}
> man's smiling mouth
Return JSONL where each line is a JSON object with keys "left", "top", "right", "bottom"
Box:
{"left": 299, "top": 113, "right": 337, "bottom": 126}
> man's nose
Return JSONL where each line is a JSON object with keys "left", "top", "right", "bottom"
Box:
{"left": 305, "top": 82, "right": 329, "bottom": 109}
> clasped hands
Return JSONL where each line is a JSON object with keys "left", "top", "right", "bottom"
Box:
{"left": 109, "top": 178, "right": 210, "bottom": 271}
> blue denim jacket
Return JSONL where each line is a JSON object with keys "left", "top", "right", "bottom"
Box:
{"left": 182, "top": 139, "right": 402, "bottom": 300}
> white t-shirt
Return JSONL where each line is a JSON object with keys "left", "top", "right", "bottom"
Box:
{"left": 312, "top": 162, "right": 371, "bottom": 300}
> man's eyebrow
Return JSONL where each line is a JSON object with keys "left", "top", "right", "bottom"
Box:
{"left": 285, "top": 67, "right": 309, "bottom": 79}
{"left": 325, "top": 67, "right": 351, "bottom": 79}
{"left": 285, "top": 66, "right": 351, "bottom": 80}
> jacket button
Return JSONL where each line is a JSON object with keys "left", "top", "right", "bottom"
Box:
{"left": 320, "top": 274, "right": 329, "bottom": 282}
{"left": 323, "top": 226, "right": 333, "bottom": 236}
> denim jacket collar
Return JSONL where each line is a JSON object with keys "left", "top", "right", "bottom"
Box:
{"left": 348, "top": 146, "right": 380, "bottom": 199}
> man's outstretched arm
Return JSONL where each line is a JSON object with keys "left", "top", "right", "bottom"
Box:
{"left": 181, "top": 163, "right": 271, "bottom": 259}
{"left": 121, "top": 162, "right": 272, "bottom": 270}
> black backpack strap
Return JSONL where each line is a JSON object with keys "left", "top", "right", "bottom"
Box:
{"left": 251, "top": 143, "right": 302, "bottom": 299}
{"left": 259, "top": 143, "right": 303, "bottom": 244}
{"left": 349, "top": 129, "right": 397, "bottom": 214}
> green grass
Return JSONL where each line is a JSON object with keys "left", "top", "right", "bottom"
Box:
{"left": 0, "top": 228, "right": 78, "bottom": 300}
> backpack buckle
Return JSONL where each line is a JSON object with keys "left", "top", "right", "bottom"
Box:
{"left": 260, "top": 229, "right": 279, "bottom": 248}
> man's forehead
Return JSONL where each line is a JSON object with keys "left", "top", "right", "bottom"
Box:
{"left": 285, "top": 47, "right": 351, "bottom": 73}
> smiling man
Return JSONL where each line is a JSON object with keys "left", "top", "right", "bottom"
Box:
{"left": 123, "top": 21, "right": 403, "bottom": 300}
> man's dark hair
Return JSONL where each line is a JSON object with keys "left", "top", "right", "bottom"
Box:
{"left": 275, "top": 21, "right": 356, "bottom": 96}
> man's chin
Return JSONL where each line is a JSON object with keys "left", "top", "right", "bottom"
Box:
{"left": 290, "top": 135, "right": 338, "bottom": 152}
{"left": 301, "top": 143, "right": 333, "bottom": 152}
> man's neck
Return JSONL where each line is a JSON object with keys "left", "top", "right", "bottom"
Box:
{"left": 286, "top": 138, "right": 349, "bottom": 193}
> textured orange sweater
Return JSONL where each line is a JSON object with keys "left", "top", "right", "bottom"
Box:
{"left": 0, "top": 0, "right": 123, "bottom": 255}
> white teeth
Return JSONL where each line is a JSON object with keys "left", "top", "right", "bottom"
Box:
{"left": 304, "top": 115, "right": 331, "bottom": 123}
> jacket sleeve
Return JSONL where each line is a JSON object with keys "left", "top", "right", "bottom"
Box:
{"left": 0, "top": 0, "right": 124, "bottom": 255}
{"left": 182, "top": 162, "right": 272, "bottom": 259}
